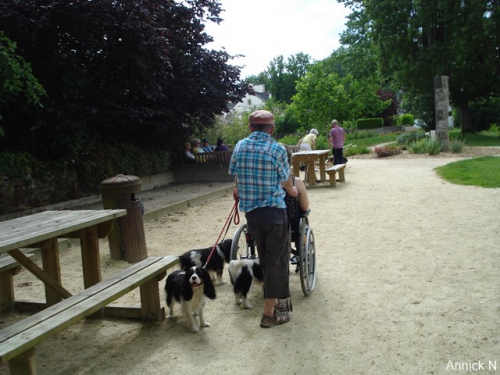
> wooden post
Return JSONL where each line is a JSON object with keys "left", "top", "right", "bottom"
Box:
{"left": 434, "top": 76, "right": 450, "bottom": 151}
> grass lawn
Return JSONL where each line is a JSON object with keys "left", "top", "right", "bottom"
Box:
{"left": 435, "top": 156, "right": 500, "bottom": 188}
{"left": 449, "top": 128, "right": 500, "bottom": 147}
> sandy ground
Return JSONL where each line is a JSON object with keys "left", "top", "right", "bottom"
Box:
{"left": 1, "top": 148, "right": 500, "bottom": 375}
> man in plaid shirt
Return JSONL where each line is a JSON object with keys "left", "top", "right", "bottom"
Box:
{"left": 229, "top": 110, "right": 298, "bottom": 328}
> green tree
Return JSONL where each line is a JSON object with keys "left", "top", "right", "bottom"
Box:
{"left": 291, "top": 58, "right": 390, "bottom": 128}
{"left": 0, "top": 0, "right": 250, "bottom": 158}
{"left": 0, "top": 31, "right": 45, "bottom": 123}
{"left": 338, "top": 0, "right": 500, "bottom": 132}
{"left": 248, "top": 53, "right": 311, "bottom": 104}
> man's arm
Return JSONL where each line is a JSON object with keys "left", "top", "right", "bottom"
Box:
{"left": 281, "top": 175, "right": 298, "bottom": 197}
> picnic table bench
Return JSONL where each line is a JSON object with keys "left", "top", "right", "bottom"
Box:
{"left": 0, "top": 255, "right": 179, "bottom": 375}
{"left": 325, "top": 164, "right": 347, "bottom": 187}
{"left": 292, "top": 150, "right": 329, "bottom": 186}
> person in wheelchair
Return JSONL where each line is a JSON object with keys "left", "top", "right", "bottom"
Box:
{"left": 282, "top": 146, "right": 310, "bottom": 266}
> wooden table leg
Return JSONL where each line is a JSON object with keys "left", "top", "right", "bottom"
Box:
{"left": 0, "top": 268, "right": 16, "bottom": 312}
{"left": 41, "top": 238, "right": 64, "bottom": 307}
{"left": 80, "top": 226, "right": 102, "bottom": 289}
{"left": 9, "top": 248, "right": 72, "bottom": 305}
{"left": 292, "top": 160, "right": 300, "bottom": 177}
{"left": 306, "top": 161, "right": 316, "bottom": 185}
{"left": 319, "top": 155, "right": 327, "bottom": 182}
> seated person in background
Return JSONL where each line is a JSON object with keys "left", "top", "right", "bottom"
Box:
{"left": 214, "top": 138, "right": 229, "bottom": 151}
{"left": 282, "top": 146, "right": 309, "bottom": 212}
{"left": 184, "top": 141, "right": 196, "bottom": 163}
{"left": 201, "top": 138, "right": 213, "bottom": 153}
{"left": 192, "top": 139, "right": 205, "bottom": 154}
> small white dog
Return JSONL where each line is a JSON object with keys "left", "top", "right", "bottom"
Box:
{"left": 228, "top": 259, "right": 264, "bottom": 309}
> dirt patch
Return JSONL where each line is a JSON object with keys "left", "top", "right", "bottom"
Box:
{"left": 1, "top": 151, "right": 500, "bottom": 375}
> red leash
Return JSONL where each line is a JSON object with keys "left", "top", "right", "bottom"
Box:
{"left": 203, "top": 189, "right": 240, "bottom": 268}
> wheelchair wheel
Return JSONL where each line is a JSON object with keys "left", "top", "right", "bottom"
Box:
{"left": 298, "top": 216, "right": 316, "bottom": 296}
{"left": 230, "top": 224, "right": 257, "bottom": 260}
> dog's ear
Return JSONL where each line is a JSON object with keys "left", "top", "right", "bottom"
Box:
{"left": 221, "top": 239, "right": 233, "bottom": 263}
{"left": 182, "top": 271, "right": 194, "bottom": 301}
{"left": 202, "top": 269, "right": 217, "bottom": 300}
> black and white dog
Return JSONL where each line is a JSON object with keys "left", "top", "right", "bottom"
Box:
{"left": 178, "top": 238, "right": 232, "bottom": 285}
{"left": 228, "top": 259, "right": 264, "bottom": 309}
{"left": 165, "top": 266, "right": 217, "bottom": 333}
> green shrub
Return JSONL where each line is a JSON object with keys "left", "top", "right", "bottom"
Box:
{"left": 396, "top": 131, "right": 426, "bottom": 146}
{"left": 342, "top": 120, "right": 357, "bottom": 131}
{"left": 373, "top": 145, "right": 402, "bottom": 157}
{"left": 450, "top": 138, "right": 465, "bottom": 153}
{"left": 344, "top": 144, "right": 370, "bottom": 156}
{"left": 408, "top": 140, "right": 426, "bottom": 154}
{"left": 357, "top": 118, "right": 383, "bottom": 130}
{"left": 0, "top": 151, "right": 39, "bottom": 179}
{"left": 397, "top": 113, "right": 415, "bottom": 126}
{"left": 346, "top": 130, "right": 379, "bottom": 140}
{"left": 424, "top": 138, "right": 442, "bottom": 155}
{"left": 478, "top": 124, "right": 500, "bottom": 137}
{"left": 279, "top": 134, "right": 301, "bottom": 148}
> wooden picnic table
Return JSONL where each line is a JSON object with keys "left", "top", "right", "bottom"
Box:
{"left": 292, "top": 150, "right": 330, "bottom": 186}
{"left": 0, "top": 210, "right": 126, "bottom": 310}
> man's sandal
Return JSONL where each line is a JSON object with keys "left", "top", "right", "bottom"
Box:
{"left": 260, "top": 311, "right": 291, "bottom": 328}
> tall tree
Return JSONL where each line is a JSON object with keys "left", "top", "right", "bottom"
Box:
{"left": 0, "top": 31, "right": 46, "bottom": 122}
{"left": 338, "top": 0, "right": 500, "bottom": 131}
{"left": 253, "top": 53, "right": 311, "bottom": 104}
{"left": 291, "top": 58, "right": 390, "bottom": 127}
{"left": 0, "top": 0, "right": 250, "bottom": 158}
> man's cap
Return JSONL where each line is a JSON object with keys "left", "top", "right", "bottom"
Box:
{"left": 331, "top": 119, "right": 339, "bottom": 125}
{"left": 249, "top": 110, "right": 275, "bottom": 125}
{"left": 202, "top": 138, "right": 209, "bottom": 143}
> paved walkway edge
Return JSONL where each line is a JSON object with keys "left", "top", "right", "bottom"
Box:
{"left": 143, "top": 184, "right": 235, "bottom": 222}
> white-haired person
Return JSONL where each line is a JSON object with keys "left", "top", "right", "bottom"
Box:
{"left": 296, "top": 128, "right": 319, "bottom": 151}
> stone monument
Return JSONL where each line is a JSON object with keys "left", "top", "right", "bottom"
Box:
{"left": 434, "top": 76, "right": 450, "bottom": 151}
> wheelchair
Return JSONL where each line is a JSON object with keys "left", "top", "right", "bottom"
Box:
{"left": 229, "top": 209, "right": 317, "bottom": 296}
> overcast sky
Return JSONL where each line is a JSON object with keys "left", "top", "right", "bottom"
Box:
{"left": 204, "top": 0, "right": 352, "bottom": 79}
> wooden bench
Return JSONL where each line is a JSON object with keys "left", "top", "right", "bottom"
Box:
{"left": 194, "top": 150, "right": 232, "bottom": 164}
{"left": 0, "top": 255, "right": 178, "bottom": 375}
{"left": 325, "top": 164, "right": 346, "bottom": 187}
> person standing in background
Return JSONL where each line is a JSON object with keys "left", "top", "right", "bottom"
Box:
{"left": 296, "top": 129, "right": 318, "bottom": 151}
{"left": 328, "top": 119, "right": 346, "bottom": 165}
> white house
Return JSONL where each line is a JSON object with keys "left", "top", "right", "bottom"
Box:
{"left": 228, "top": 84, "right": 271, "bottom": 113}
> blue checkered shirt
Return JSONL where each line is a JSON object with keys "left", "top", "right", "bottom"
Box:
{"left": 229, "top": 131, "right": 290, "bottom": 213}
